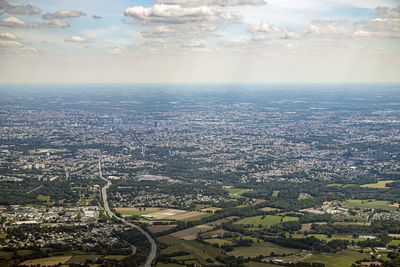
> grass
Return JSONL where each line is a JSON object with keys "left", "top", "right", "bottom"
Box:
{"left": 66, "top": 254, "right": 103, "bottom": 264}
{"left": 226, "top": 188, "right": 248, "bottom": 197}
{"left": 360, "top": 180, "right": 394, "bottom": 189}
{"left": 245, "top": 262, "right": 280, "bottom": 267}
{"left": 115, "top": 207, "right": 163, "bottom": 216}
{"left": 37, "top": 195, "right": 50, "bottom": 201}
{"left": 344, "top": 199, "right": 398, "bottom": 211}
{"left": 227, "top": 241, "right": 298, "bottom": 258}
{"left": 103, "top": 255, "right": 127, "bottom": 261}
{"left": 0, "top": 251, "right": 12, "bottom": 260}
{"left": 388, "top": 240, "right": 400, "bottom": 247}
{"left": 156, "top": 263, "right": 184, "bottom": 267}
{"left": 204, "top": 238, "right": 233, "bottom": 246}
{"left": 234, "top": 215, "right": 298, "bottom": 227}
{"left": 303, "top": 250, "right": 368, "bottom": 267}
{"left": 159, "top": 236, "right": 223, "bottom": 265}
{"left": 20, "top": 256, "right": 72, "bottom": 266}
{"left": 292, "top": 233, "right": 372, "bottom": 242}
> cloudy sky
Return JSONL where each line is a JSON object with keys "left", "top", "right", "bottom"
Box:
{"left": 0, "top": 0, "right": 399, "bottom": 83}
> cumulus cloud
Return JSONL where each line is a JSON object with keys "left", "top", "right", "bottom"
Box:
{"left": 182, "top": 39, "right": 208, "bottom": 47}
{"left": 0, "top": 32, "right": 17, "bottom": 40}
{"left": 249, "top": 23, "right": 281, "bottom": 33}
{"left": 42, "top": 10, "right": 86, "bottom": 20}
{"left": 155, "top": 0, "right": 266, "bottom": 7}
{"left": 124, "top": 4, "right": 222, "bottom": 24}
{"left": 65, "top": 36, "right": 91, "bottom": 43}
{"left": 0, "top": 16, "right": 69, "bottom": 28}
{"left": 0, "top": 16, "right": 25, "bottom": 27}
{"left": 108, "top": 47, "right": 123, "bottom": 55}
{"left": 0, "top": 40, "right": 21, "bottom": 47}
{"left": 0, "top": 0, "right": 40, "bottom": 15}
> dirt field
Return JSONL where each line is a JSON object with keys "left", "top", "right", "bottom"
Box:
{"left": 389, "top": 234, "right": 400, "bottom": 238}
{"left": 168, "top": 211, "right": 206, "bottom": 221}
{"left": 260, "top": 207, "right": 279, "bottom": 212}
{"left": 20, "top": 256, "right": 72, "bottom": 266}
{"left": 200, "top": 207, "right": 222, "bottom": 213}
{"left": 301, "top": 222, "right": 327, "bottom": 231}
{"left": 148, "top": 224, "right": 177, "bottom": 233}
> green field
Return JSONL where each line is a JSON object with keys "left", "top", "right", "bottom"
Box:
{"left": 234, "top": 215, "right": 298, "bottom": 227}
{"left": 344, "top": 199, "right": 397, "bottom": 210}
{"left": 227, "top": 241, "right": 298, "bottom": 258}
{"left": 360, "top": 180, "right": 394, "bottom": 189}
{"left": 292, "top": 233, "right": 373, "bottom": 242}
{"left": 388, "top": 240, "right": 400, "bottom": 247}
{"left": 156, "top": 263, "right": 184, "bottom": 267}
{"left": 37, "top": 195, "right": 50, "bottom": 201}
{"left": 245, "top": 262, "right": 280, "bottom": 267}
{"left": 103, "top": 255, "right": 127, "bottom": 260}
{"left": 226, "top": 188, "right": 248, "bottom": 197}
{"left": 159, "top": 235, "right": 223, "bottom": 265}
{"left": 115, "top": 208, "right": 163, "bottom": 216}
{"left": 303, "top": 250, "right": 368, "bottom": 267}
{"left": 204, "top": 238, "right": 233, "bottom": 246}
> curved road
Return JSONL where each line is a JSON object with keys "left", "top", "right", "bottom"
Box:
{"left": 99, "top": 160, "right": 157, "bottom": 267}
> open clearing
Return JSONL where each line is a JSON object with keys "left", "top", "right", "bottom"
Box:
{"left": 360, "top": 180, "right": 394, "bottom": 189}
{"left": 235, "top": 215, "right": 298, "bottom": 227}
{"left": 28, "top": 148, "right": 68, "bottom": 154}
{"left": 159, "top": 236, "right": 223, "bottom": 265}
{"left": 225, "top": 188, "right": 249, "bottom": 197}
{"left": 200, "top": 207, "right": 221, "bottom": 213}
{"left": 344, "top": 199, "right": 398, "bottom": 211}
{"left": 292, "top": 233, "right": 373, "bottom": 242}
{"left": 148, "top": 224, "right": 177, "bottom": 233}
{"left": 170, "top": 224, "right": 213, "bottom": 240}
{"left": 200, "top": 229, "right": 231, "bottom": 238}
{"left": 115, "top": 207, "right": 163, "bottom": 216}
{"left": 301, "top": 222, "right": 327, "bottom": 231}
{"left": 20, "top": 256, "right": 72, "bottom": 266}
{"left": 168, "top": 211, "right": 206, "bottom": 220}
{"left": 259, "top": 207, "right": 279, "bottom": 212}
{"left": 227, "top": 241, "right": 298, "bottom": 258}
{"left": 303, "top": 250, "right": 368, "bottom": 267}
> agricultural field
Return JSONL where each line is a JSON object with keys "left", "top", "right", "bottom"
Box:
{"left": 159, "top": 235, "right": 223, "bottom": 265}
{"left": 245, "top": 262, "right": 280, "bottom": 267}
{"left": 200, "top": 206, "right": 222, "bottom": 213}
{"left": 148, "top": 224, "right": 177, "bottom": 233}
{"left": 303, "top": 250, "right": 369, "bottom": 267}
{"left": 103, "top": 255, "right": 127, "bottom": 260}
{"left": 292, "top": 233, "right": 375, "bottom": 242}
{"left": 199, "top": 229, "right": 231, "bottom": 238}
{"left": 388, "top": 240, "right": 400, "bottom": 247}
{"left": 344, "top": 199, "right": 398, "bottom": 211}
{"left": 225, "top": 187, "right": 249, "bottom": 197}
{"left": 115, "top": 207, "right": 164, "bottom": 216}
{"left": 66, "top": 254, "right": 103, "bottom": 264}
{"left": 28, "top": 148, "right": 69, "bottom": 154}
{"left": 169, "top": 224, "right": 213, "bottom": 240}
{"left": 360, "top": 180, "right": 394, "bottom": 189}
{"left": 301, "top": 222, "right": 327, "bottom": 231}
{"left": 227, "top": 241, "right": 298, "bottom": 258}
{"left": 204, "top": 238, "right": 233, "bottom": 246}
{"left": 20, "top": 256, "right": 72, "bottom": 266}
{"left": 259, "top": 207, "right": 279, "bottom": 212}
{"left": 234, "top": 215, "right": 298, "bottom": 227}
{"left": 171, "top": 211, "right": 207, "bottom": 221}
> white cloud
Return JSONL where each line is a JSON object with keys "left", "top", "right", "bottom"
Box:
{"left": 0, "top": 16, "right": 69, "bottom": 28}
{"left": 155, "top": 0, "right": 266, "bottom": 7}
{"left": 42, "top": 10, "right": 86, "bottom": 20}
{"left": 182, "top": 39, "right": 208, "bottom": 47}
{"left": 249, "top": 23, "right": 281, "bottom": 33}
{"left": 0, "top": 32, "right": 17, "bottom": 40}
{"left": 108, "top": 47, "right": 123, "bottom": 55}
{"left": 65, "top": 36, "right": 91, "bottom": 43}
{"left": 0, "top": 16, "right": 26, "bottom": 27}
{"left": 0, "top": 0, "right": 40, "bottom": 15}
{"left": 0, "top": 40, "right": 21, "bottom": 47}
{"left": 124, "top": 5, "right": 222, "bottom": 24}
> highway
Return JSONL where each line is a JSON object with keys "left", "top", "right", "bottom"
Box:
{"left": 99, "top": 160, "right": 157, "bottom": 267}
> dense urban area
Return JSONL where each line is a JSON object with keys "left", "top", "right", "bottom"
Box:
{"left": 0, "top": 84, "right": 400, "bottom": 267}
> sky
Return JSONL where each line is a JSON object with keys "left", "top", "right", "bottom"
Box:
{"left": 0, "top": 0, "right": 399, "bottom": 83}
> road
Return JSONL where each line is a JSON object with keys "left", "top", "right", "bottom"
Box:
{"left": 99, "top": 160, "right": 157, "bottom": 267}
